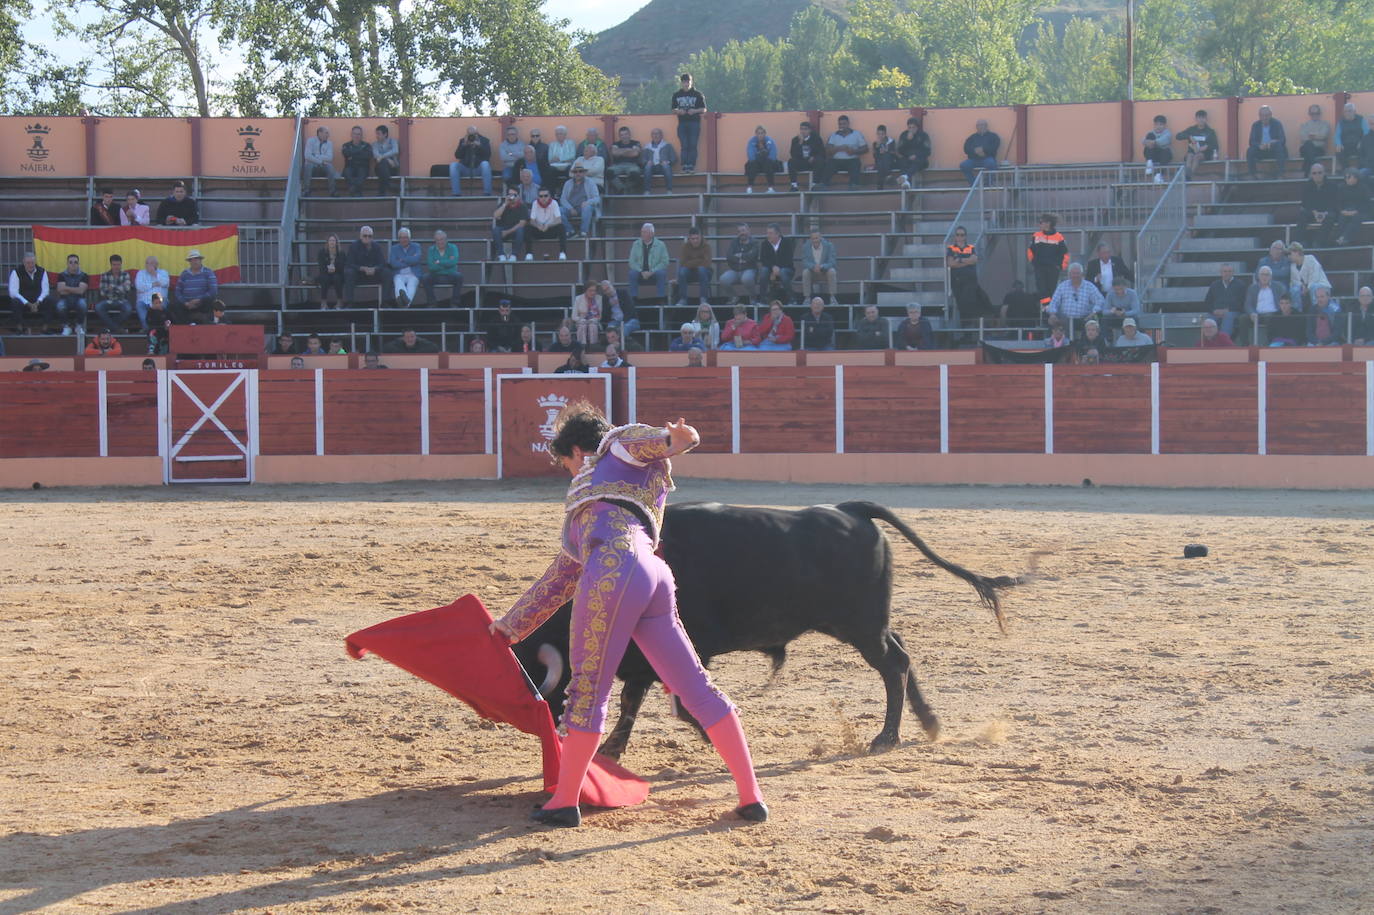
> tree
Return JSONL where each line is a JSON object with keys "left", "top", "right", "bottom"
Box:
{"left": 779, "top": 7, "right": 846, "bottom": 110}
{"left": 919, "top": 0, "right": 1040, "bottom": 106}
{"left": 1031, "top": 18, "right": 1124, "bottom": 104}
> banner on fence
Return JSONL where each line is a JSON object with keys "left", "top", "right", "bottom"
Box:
{"left": 32, "top": 224, "right": 241, "bottom": 283}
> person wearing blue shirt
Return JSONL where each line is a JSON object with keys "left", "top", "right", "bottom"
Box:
{"left": 744, "top": 126, "right": 780, "bottom": 193}
{"left": 387, "top": 227, "right": 424, "bottom": 307}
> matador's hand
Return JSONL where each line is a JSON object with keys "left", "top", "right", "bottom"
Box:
{"left": 489, "top": 619, "right": 516, "bottom": 643}
{"left": 666, "top": 417, "right": 700, "bottom": 454}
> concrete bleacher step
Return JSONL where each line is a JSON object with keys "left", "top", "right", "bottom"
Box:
{"left": 913, "top": 220, "right": 956, "bottom": 235}
{"left": 1179, "top": 235, "right": 1260, "bottom": 251}
{"left": 1146, "top": 286, "right": 1203, "bottom": 303}
{"left": 887, "top": 266, "right": 944, "bottom": 282}
{"left": 1162, "top": 261, "right": 1241, "bottom": 278}
{"left": 876, "top": 291, "right": 945, "bottom": 308}
{"left": 902, "top": 243, "right": 947, "bottom": 258}
{"left": 1193, "top": 213, "right": 1272, "bottom": 228}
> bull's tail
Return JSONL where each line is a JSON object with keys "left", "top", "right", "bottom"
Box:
{"left": 836, "top": 501, "right": 1035, "bottom": 634}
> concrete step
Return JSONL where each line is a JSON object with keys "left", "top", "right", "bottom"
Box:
{"left": 1144, "top": 286, "right": 1202, "bottom": 302}
{"left": 1179, "top": 235, "right": 1259, "bottom": 251}
{"left": 887, "top": 266, "right": 945, "bottom": 282}
{"left": 913, "top": 220, "right": 956, "bottom": 235}
{"left": 903, "top": 243, "right": 947, "bottom": 258}
{"left": 1162, "top": 261, "right": 1241, "bottom": 278}
{"left": 876, "top": 291, "right": 946, "bottom": 308}
{"left": 1193, "top": 212, "right": 1273, "bottom": 228}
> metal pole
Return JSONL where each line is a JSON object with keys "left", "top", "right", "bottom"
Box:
{"left": 1126, "top": 0, "right": 1135, "bottom": 101}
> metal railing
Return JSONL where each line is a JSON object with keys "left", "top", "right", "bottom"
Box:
{"left": 1134, "top": 166, "right": 1189, "bottom": 307}
{"left": 278, "top": 117, "right": 304, "bottom": 307}
{"left": 939, "top": 169, "right": 987, "bottom": 323}
{"left": 980, "top": 165, "right": 1172, "bottom": 232}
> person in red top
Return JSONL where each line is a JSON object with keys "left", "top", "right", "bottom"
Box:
{"left": 1026, "top": 213, "right": 1069, "bottom": 306}
{"left": 84, "top": 330, "right": 124, "bottom": 356}
{"left": 719, "top": 303, "right": 758, "bottom": 350}
{"left": 749, "top": 300, "right": 794, "bottom": 350}
{"left": 1199, "top": 317, "right": 1235, "bottom": 347}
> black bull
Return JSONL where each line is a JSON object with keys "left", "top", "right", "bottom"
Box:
{"left": 512, "top": 500, "right": 1026, "bottom": 757}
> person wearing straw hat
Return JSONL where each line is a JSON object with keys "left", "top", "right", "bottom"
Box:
{"left": 173, "top": 249, "right": 217, "bottom": 324}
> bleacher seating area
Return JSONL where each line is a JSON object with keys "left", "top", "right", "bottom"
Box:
{"left": 3, "top": 152, "right": 1373, "bottom": 361}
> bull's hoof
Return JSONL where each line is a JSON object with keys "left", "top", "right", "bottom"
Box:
{"left": 921, "top": 716, "right": 941, "bottom": 741}
{"left": 596, "top": 741, "right": 625, "bottom": 761}
{"left": 868, "top": 733, "right": 899, "bottom": 754}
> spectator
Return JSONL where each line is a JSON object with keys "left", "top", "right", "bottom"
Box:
{"left": 1202, "top": 263, "right": 1245, "bottom": 336}
{"left": 156, "top": 180, "right": 199, "bottom": 226}
{"left": 744, "top": 125, "right": 780, "bottom": 193}
{"left": 1255, "top": 240, "right": 1291, "bottom": 288}
{"left": 486, "top": 298, "right": 520, "bottom": 352}
{"left": 640, "top": 127, "right": 676, "bottom": 195}
{"left": 274, "top": 332, "right": 298, "bottom": 354}
{"left": 142, "top": 358, "right": 157, "bottom": 370}
{"left": 519, "top": 324, "right": 541, "bottom": 353}
{"left": 1075, "top": 319, "right": 1107, "bottom": 358}
{"left": 468, "top": 336, "right": 488, "bottom": 353}
{"left": 685, "top": 348, "right": 705, "bottom": 367}
{"left": 1246, "top": 106, "right": 1288, "bottom": 180}
{"left": 344, "top": 225, "right": 391, "bottom": 305}
{"left": 1359, "top": 129, "right": 1374, "bottom": 180}
{"left": 490, "top": 187, "right": 529, "bottom": 262}
{"left": 676, "top": 226, "right": 712, "bottom": 307}
{"left": 720, "top": 222, "right": 759, "bottom": 305}
{"left": 571, "top": 281, "right": 603, "bottom": 347}
{"left": 600, "top": 343, "right": 630, "bottom": 368}
{"left": 690, "top": 302, "right": 720, "bottom": 349}
{"left": 1199, "top": 316, "right": 1235, "bottom": 348}
{"left": 302, "top": 333, "right": 327, "bottom": 355}
{"left": 8, "top": 251, "right": 49, "bottom": 334}
{"left": 1350, "top": 286, "right": 1374, "bottom": 344}
{"left": 1080, "top": 348, "right": 1101, "bottom": 365}
{"left": 1334, "top": 168, "right": 1370, "bottom": 246}
{"left": 871, "top": 124, "right": 898, "bottom": 189}
{"left": 528, "top": 128, "right": 549, "bottom": 176}
{"left": 174, "top": 250, "right": 218, "bottom": 324}
{"left": 1101, "top": 276, "right": 1142, "bottom": 336}
{"left": 819, "top": 115, "right": 867, "bottom": 189}
{"left": 801, "top": 228, "right": 838, "bottom": 305}
{"left": 671, "top": 72, "right": 707, "bottom": 173}
{"left": 853, "top": 304, "right": 888, "bottom": 349}
{"left": 788, "top": 121, "right": 826, "bottom": 191}
{"left": 1000, "top": 279, "right": 1041, "bottom": 326}
{"left": 1026, "top": 214, "right": 1069, "bottom": 305}
{"left": 896, "top": 304, "right": 934, "bottom": 350}
{"left": 669, "top": 322, "right": 706, "bottom": 352}
{"left": 145, "top": 294, "right": 170, "bottom": 353}
{"left": 1114, "top": 317, "right": 1152, "bottom": 347}
{"left": 520, "top": 145, "right": 543, "bottom": 188}
{"left": 85, "top": 329, "right": 122, "bottom": 354}
{"left": 90, "top": 189, "right": 118, "bottom": 226}
{"left": 1046, "top": 262, "right": 1105, "bottom": 322}
{"left": 1268, "top": 293, "right": 1306, "bottom": 346}
{"left": 451, "top": 125, "right": 493, "bottom": 197}
{"left": 1176, "top": 110, "right": 1219, "bottom": 178}
{"left": 363, "top": 352, "right": 386, "bottom": 369}
{"left": 342, "top": 126, "right": 373, "bottom": 196}
{"left": 946, "top": 226, "right": 992, "bottom": 320}
{"left": 1308, "top": 285, "right": 1342, "bottom": 345}
{"left": 317, "top": 233, "right": 345, "bottom": 309}
{"left": 302, "top": 125, "right": 338, "bottom": 196}
{"left": 1043, "top": 321, "right": 1070, "bottom": 349}
{"left": 571, "top": 144, "right": 605, "bottom": 191}
{"left": 627, "top": 221, "right": 669, "bottom": 314}
{"left": 548, "top": 324, "right": 578, "bottom": 353}
{"left": 372, "top": 125, "right": 399, "bottom": 196}
{"left": 757, "top": 223, "right": 795, "bottom": 303}
{"left": 559, "top": 164, "right": 601, "bottom": 239}
{"left": 605, "top": 325, "right": 640, "bottom": 354}
{"left": 515, "top": 168, "right": 541, "bottom": 206}
{"left": 1299, "top": 162, "right": 1338, "bottom": 246}
{"left": 719, "top": 304, "right": 757, "bottom": 350}
{"left": 388, "top": 226, "right": 423, "bottom": 307}
{"left": 290, "top": 355, "right": 306, "bottom": 369}
{"left": 53, "top": 253, "right": 89, "bottom": 336}
{"left": 578, "top": 127, "right": 609, "bottom": 163}
{"left": 423, "top": 229, "right": 463, "bottom": 306}
{"left": 1334, "top": 101, "right": 1369, "bottom": 168}
{"left": 959, "top": 119, "right": 1000, "bottom": 185}
{"left": 1298, "top": 103, "right": 1331, "bottom": 175}
{"left": 209, "top": 300, "right": 230, "bottom": 324}
{"left": 750, "top": 300, "right": 794, "bottom": 351}
{"left": 1142, "top": 115, "right": 1172, "bottom": 182}
{"left": 896, "top": 117, "right": 931, "bottom": 189}
{"left": 385, "top": 328, "right": 440, "bottom": 353}
{"left": 119, "top": 190, "right": 150, "bottom": 226}
{"left": 1287, "top": 242, "right": 1330, "bottom": 308}
{"left": 22, "top": 358, "right": 49, "bottom": 372}
{"left": 526, "top": 187, "right": 568, "bottom": 259}
{"left": 497, "top": 125, "right": 524, "bottom": 188}
{"left": 546, "top": 125, "right": 577, "bottom": 194}
{"left": 608, "top": 126, "right": 643, "bottom": 194}
{"left": 1242, "top": 266, "right": 1281, "bottom": 343}
{"left": 1085, "top": 241, "right": 1133, "bottom": 294}
{"left": 601, "top": 280, "right": 638, "bottom": 336}
{"left": 94, "top": 254, "right": 133, "bottom": 332}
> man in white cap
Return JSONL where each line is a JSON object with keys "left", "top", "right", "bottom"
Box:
{"left": 1114, "top": 317, "right": 1152, "bottom": 346}
{"left": 173, "top": 249, "right": 217, "bottom": 323}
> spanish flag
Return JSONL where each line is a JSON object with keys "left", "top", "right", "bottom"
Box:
{"left": 32, "top": 224, "right": 241, "bottom": 283}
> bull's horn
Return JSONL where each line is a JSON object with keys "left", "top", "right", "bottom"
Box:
{"left": 536, "top": 643, "right": 564, "bottom": 696}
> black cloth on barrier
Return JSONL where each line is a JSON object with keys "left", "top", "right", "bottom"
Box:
{"left": 981, "top": 342, "right": 1074, "bottom": 364}
{"left": 1101, "top": 343, "right": 1158, "bottom": 363}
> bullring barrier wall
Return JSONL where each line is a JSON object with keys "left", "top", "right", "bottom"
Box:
{"left": 2, "top": 350, "right": 1372, "bottom": 490}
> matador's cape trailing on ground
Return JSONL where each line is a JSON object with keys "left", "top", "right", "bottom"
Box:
{"left": 345, "top": 594, "right": 649, "bottom": 808}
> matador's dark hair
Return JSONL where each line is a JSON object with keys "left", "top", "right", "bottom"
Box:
{"left": 549, "top": 401, "right": 609, "bottom": 460}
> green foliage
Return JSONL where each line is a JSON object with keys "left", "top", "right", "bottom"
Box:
{"left": 1032, "top": 19, "right": 1123, "bottom": 104}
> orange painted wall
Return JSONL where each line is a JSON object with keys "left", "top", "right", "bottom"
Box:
{"left": 1028, "top": 103, "right": 1121, "bottom": 165}
{"left": 299, "top": 118, "right": 403, "bottom": 173}
{"left": 923, "top": 106, "right": 1019, "bottom": 168}
{"left": 717, "top": 112, "right": 819, "bottom": 170}
{"left": 1240, "top": 95, "right": 1324, "bottom": 142}
{"left": 94, "top": 118, "right": 193, "bottom": 177}
{"left": 0, "top": 117, "right": 85, "bottom": 177}
{"left": 200, "top": 118, "right": 295, "bottom": 177}
{"left": 1133, "top": 99, "right": 1230, "bottom": 165}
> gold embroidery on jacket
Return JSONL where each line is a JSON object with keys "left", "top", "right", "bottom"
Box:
{"left": 565, "top": 505, "right": 634, "bottom": 730}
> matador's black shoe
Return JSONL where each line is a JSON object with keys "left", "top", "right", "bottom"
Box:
{"left": 531, "top": 805, "right": 581, "bottom": 828}
{"left": 735, "top": 802, "right": 769, "bottom": 823}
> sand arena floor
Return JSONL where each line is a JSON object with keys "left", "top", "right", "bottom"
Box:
{"left": 0, "top": 479, "right": 1371, "bottom": 914}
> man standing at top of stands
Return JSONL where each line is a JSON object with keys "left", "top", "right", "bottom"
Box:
{"left": 959, "top": 120, "right": 1000, "bottom": 185}
{"left": 345, "top": 225, "right": 391, "bottom": 305}
{"left": 174, "top": 250, "right": 218, "bottom": 324}
{"left": 788, "top": 121, "right": 826, "bottom": 191}
{"left": 90, "top": 189, "right": 118, "bottom": 226}
{"left": 8, "top": 251, "right": 50, "bottom": 334}
{"left": 818, "top": 115, "right": 867, "bottom": 189}
{"left": 342, "top": 126, "right": 373, "bottom": 196}
{"left": 302, "top": 125, "right": 338, "bottom": 197}
{"left": 156, "top": 181, "right": 199, "bottom": 226}
{"left": 1026, "top": 214, "right": 1069, "bottom": 306}
{"left": 671, "top": 73, "right": 707, "bottom": 174}
{"left": 1246, "top": 105, "right": 1288, "bottom": 180}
